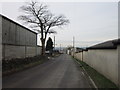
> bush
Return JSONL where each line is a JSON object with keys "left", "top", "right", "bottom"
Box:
{"left": 2, "top": 55, "right": 47, "bottom": 72}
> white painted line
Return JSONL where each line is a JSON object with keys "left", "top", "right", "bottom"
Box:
{"left": 88, "top": 76, "right": 98, "bottom": 89}
{"left": 74, "top": 58, "right": 98, "bottom": 89}
{"left": 83, "top": 67, "right": 98, "bottom": 89}
{"left": 81, "top": 72, "right": 85, "bottom": 76}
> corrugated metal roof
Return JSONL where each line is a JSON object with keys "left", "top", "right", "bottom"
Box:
{"left": 87, "top": 39, "right": 120, "bottom": 49}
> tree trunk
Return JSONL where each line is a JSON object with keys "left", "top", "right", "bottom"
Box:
{"left": 41, "top": 39, "right": 45, "bottom": 56}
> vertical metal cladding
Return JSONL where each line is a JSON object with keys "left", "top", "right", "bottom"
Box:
{"left": 1, "top": 15, "right": 41, "bottom": 60}
{"left": 0, "top": 15, "right": 2, "bottom": 89}
{"left": 2, "top": 16, "right": 37, "bottom": 46}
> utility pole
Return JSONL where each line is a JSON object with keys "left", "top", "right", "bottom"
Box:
{"left": 73, "top": 36, "right": 75, "bottom": 48}
{"left": 60, "top": 44, "right": 61, "bottom": 52}
{"left": 73, "top": 36, "right": 75, "bottom": 57}
{"left": 54, "top": 36, "right": 55, "bottom": 50}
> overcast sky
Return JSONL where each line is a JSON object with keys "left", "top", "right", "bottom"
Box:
{"left": 0, "top": 0, "right": 118, "bottom": 47}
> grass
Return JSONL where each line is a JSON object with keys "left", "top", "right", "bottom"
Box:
{"left": 3, "top": 56, "right": 48, "bottom": 76}
{"left": 73, "top": 57, "right": 119, "bottom": 89}
{"left": 3, "top": 53, "right": 61, "bottom": 76}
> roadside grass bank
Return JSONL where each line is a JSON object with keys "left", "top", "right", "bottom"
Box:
{"left": 3, "top": 53, "right": 61, "bottom": 76}
{"left": 2, "top": 55, "right": 49, "bottom": 76}
{"left": 72, "top": 57, "right": 118, "bottom": 89}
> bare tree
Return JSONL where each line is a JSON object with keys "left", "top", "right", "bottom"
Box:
{"left": 18, "top": 1, "right": 69, "bottom": 55}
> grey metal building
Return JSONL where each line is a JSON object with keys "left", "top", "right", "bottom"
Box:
{"left": 0, "top": 15, "right": 41, "bottom": 60}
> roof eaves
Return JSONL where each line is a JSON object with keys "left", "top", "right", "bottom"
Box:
{"left": 1, "top": 14, "right": 37, "bottom": 34}
{"left": 87, "top": 39, "right": 118, "bottom": 50}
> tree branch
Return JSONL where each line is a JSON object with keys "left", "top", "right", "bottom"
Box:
{"left": 18, "top": 1, "right": 69, "bottom": 45}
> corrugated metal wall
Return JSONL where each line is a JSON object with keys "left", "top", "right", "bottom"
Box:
{"left": 1, "top": 15, "right": 41, "bottom": 60}
{"left": 2, "top": 16, "right": 37, "bottom": 46}
{"left": 0, "top": 15, "right": 2, "bottom": 90}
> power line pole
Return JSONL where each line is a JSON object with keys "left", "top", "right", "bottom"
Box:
{"left": 54, "top": 36, "right": 55, "bottom": 50}
{"left": 73, "top": 36, "right": 75, "bottom": 57}
{"left": 60, "top": 44, "right": 61, "bottom": 52}
{"left": 73, "top": 36, "right": 75, "bottom": 48}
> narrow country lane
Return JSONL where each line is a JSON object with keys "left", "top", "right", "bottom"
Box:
{"left": 3, "top": 54, "right": 92, "bottom": 88}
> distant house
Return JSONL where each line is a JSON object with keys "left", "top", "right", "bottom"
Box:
{"left": 0, "top": 15, "right": 41, "bottom": 60}
{"left": 66, "top": 47, "right": 84, "bottom": 56}
{"left": 75, "top": 47, "right": 84, "bottom": 53}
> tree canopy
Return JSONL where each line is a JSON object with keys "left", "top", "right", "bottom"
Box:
{"left": 46, "top": 37, "right": 53, "bottom": 51}
{"left": 18, "top": 1, "right": 69, "bottom": 55}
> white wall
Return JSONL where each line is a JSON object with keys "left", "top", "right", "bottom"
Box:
{"left": 3, "top": 45, "right": 42, "bottom": 60}
{"left": 75, "top": 48, "right": 119, "bottom": 86}
{"left": 26, "top": 46, "right": 36, "bottom": 57}
{"left": 3, "top": 45, "right": 26, "bottom": 60}
{"left": 37, "top": 47, "right": 42, "bottom": 55}
{"left": 118, "top": 45, "right": 120, "bottom": 87}
{"left": 74, "top": 53, "right": 83, "bottom": 61}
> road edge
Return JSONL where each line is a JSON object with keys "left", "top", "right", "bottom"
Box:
{"left": 73, "top": 57, "right": 98, "bottom": 89}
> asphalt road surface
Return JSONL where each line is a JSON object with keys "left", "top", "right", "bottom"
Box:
{"left": 3, "top": 54, "right": 92, "bottom": 88}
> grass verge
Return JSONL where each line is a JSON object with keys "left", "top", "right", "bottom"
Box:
{"left": 73, "top": 57, "right": 118, "bottom": 89}
{"left": 3, "top": 54, "right": 61, "bottom": 76}
{"left": 2, "top": 55, "right": 48, "bottom": 76}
